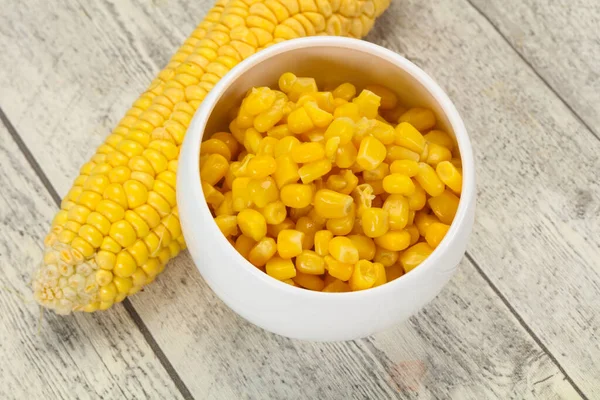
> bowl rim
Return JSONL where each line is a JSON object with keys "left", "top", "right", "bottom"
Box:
{"left": 181, "top": 36, "right": 475, "bottom": 300}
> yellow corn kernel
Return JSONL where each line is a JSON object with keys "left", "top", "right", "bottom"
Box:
{"left": 374, "top": 230, "right": 411, "bottom": 251}
{"left": 361, "top": 207, "right": 389, "bottom": 238}
{"left": 399, "top": 108, "right": 436, "bottom": 132}
{"left": 257, "top": 137, "right": 278, "bottom": 157}
{"left": 272, "top": 155, "right": 299, "bottom": 188}
{"left": 386, "top": 263, "right": 404, "bottom": 281}
{"left": 242, "top": 87, "right": 277, "bottom": 116}
{"left": 415, "top": 162, "right": 445, "bottom": 197}
{"left": 109, "top": 220, "right": 137, "bottom": 248}
{"left": 369, "top": 120, "right": 395, "bottom": 145}
{"left": 424, "top": 130, "right": 455, "bottom": 151}
{"left": 332, "top": 83, "right": 356, "bottom": 101}
{"left": 247, "top": 155, "right": 277, "bottom": 179}
{"left": 278, "top": 73, "right": 297, "bottom": 93}
{"left": 277, "top": 229, "right": 304, "bottom": 259}
{"left": 304, "top": 101, "right": 333, "bottom": 128}
{"left": 405, "top": 224, "right": 420, "bottom": 245}
{"left": 335, "top": 142, "right": 358, "bottom": 168}
{"left": 352, "top": 90, "right": 381, "bottom": 119}
{"left": 425, "top": 143, "right": 451, "bottom": 167}
{"left": 298, "top": 159, "right": 332, "bottom": 184}
{"left": 274, "top": 135, "right": 300, "bottom": 158}
{"left": 288, "top": 107, "right": 314, "bottom": 134}
{"left": 394, "top": 122, "right": 426, "bottom": 154}
{"left": 202, "top": 181, "right": 225, "bottom": 207}
{"left": 325, "top": 137, "right": 341, "bottom": 162}
{"left": 363, "top": 163, "right": 389, "bottom": 181}
{"left": 266, "top": 256, "right": 296, "bottom": 281}
{"left": 356, "top": 136, "right": 386, "bottom": 171}
{"left": 390, "top": 160, "right": 419, "bottom": 177}
{"left": 288, "top": 77, "right": 318, "bottom": 102}
{"left": 372, "top": 262, "right": 387, "bottom": 287}
{"left": 114, "top": 250, "right": 137, "bottom": 278}
{"left": 400, "top": 243, "right": 434, "bottom": 272}
{"left": 248, "top": 237, "right": 277, "bottom": 267}
{"left": 201, "top": 138, "right": 232, "bottom": 161}
{"left": 280, "top": 184, "right": 313, "bottom": 208}
{"left": 326, "top": 203, "right": 356, "bottom": 236}
{"left": 339, "top": 170, "right": 359, "bottom": 195}
{"left": 349, "top": 260, "right": 377, "bottom": 291}
{"left": 324, "top": 256, "right": 354, "bottom": 281}
{"left": 328, "top": 236, "right": 359, "bottom": 264}
{"left": 296, "top": 216, "right": 321, "bottom": 250}
{"left": 200, "top": 153, "right": 229, "bottom": 186}
{"left": 314, "top": 230, "right": 333, "bottom": 257}
{"left": 428, "top": 189, "right": 460, "bottom": 224}
{"left": 382, "top": 194, "right": 410, "bottom": 230}
{"left": 324, "top": 117, "right": 355, "bottom": 145}
{"left": 232, "top": 177, "right": 253, "bottom": 211}
{"left": 322, "top": 279, "right": 351, "bottom": 292}
{"left": 248, "top": 177, "right": 279, "bottom": 208}
{"left": 259, "top": 200, "right": 286, "bottom": 225}
{"left": 405, "top": 181, "right": 425, "bottom": 211}
{"left": 215, "top": 215, "right": 238, "bottom": 237}
{"left": 237, "top": 209, "right": 267, "bottom": 241}
{"left": 293, "top": 272, "right": 325, "bottom": 291}
{"left": 267, "top": 124, "right": 291, "bottom": 139}
{"left": 235, "top": 235, "right": 256, "bottom": 259}
{"left": 291, "top": 142, "right": 325, "bottom": 163}
{"left": 382, "top": 173, "right": 416, "bottom": 195}
{"left": 425, "top": 222, "right": 450, "bottom": 248}
{"left": 415, "top": 211, "right": 441, "bottom": 236}
{"left": 243, "top": 128, "right": 263, "bottom": 154}
{"left": 386, "top": 145, "right": 420, "bottom": 163}
{"left": 295, "top": 250, "right": 325, "bottom": 275}
{"left": 267, "top": 218, "right": 295, "bottom": 238}
{"left": 373, "top": 246, "right": 399, "bottom": 267}
{"left": 313, "top": 189, "right": 353, "bottom": 219}
{"left": 215, "top": 192, "right": 234, "bottom": 216}
{"left": 365, "top": 85, "right": 397, "bottom": 110}
{"left": 211, "top": 132, "right": 240, "bottom": 159}
{"left": 436, "top": 161, "right": 462, "bottom": 194}
{"left": 333, "top": 102, "right": 361, "bottom": 121}
{"left": 348, "top": 234, "right": 376, "bottom": 260}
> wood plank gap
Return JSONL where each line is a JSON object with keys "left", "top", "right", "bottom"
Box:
{"left": 0, "top": 105, "right": 195, "bottom": 400}
{"left": 465, "top": 252, "right": 589, "bottom": 400}
{"left": 465, "top": 0, "right": 600, "bottom": 142}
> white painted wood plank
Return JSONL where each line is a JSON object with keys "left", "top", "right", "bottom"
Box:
{"left": 0, "top": 0, "right": 591, "bottom": 398}
{"left": 469, "top": 0, "right": 600, "bottom": 137}
{"left": 0, "top": 122, "right": 184, "bottom": 400}
{"left": 366, "top": 0, "right": 600, "bottom": 397}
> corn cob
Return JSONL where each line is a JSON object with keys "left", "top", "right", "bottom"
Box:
{"left": 33, "top": 0, "right": 391, "bottom": 314}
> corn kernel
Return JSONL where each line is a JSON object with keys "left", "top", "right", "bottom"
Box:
{"left": 382, "top": 173, "right": 416, "bottom": 196}
{"left": 295, "top": 216, "right": 320, "bottom": 250}
{"left": 314, "top": 230, "right": 333, "bottom": 256}
{"left": 363, "top": 163, "right": 389, "bottom": 181}
{"left": 322, "top": 279, "right": 351, "bottom": 292}
{"left": 424, "top": 130, "right": 455, "bottom": 151}
{"left": 298, "top": 159, "right": 332, "bottom": 183}
{"left": 280, "top": 184, "right": 313, "bottom": 208}
{"left": 386, "top": 145, "right": 420, "bottom": 163}
{"left": 332, "top": 83, "right": 356, "bottom": 101}
{"left": 274, "top": 136, "right": 300, "bottom": 158}
{"left": 406, "top": 225, "right": 420, "bottom": 245}
{"left": 243, "top": 87, "right": 276, "bottom": 116}
{"left": 335, "top": 142, "right": 358, "bottom": 168}
{"left": 374, "top": 230, "right": 411, "bottom": 251}
{"left": 288, "top": 107, "right": 314, "bottom": 133}
{"left": 356, "top": 136, "right": 386, "bottom": 171}
{"left": 267, "top": 218, "right": 295, "bottom": 238}
{"left": 370, "top": 120, "right": 395, "bottom": 145}
{"left": 425, "top": 222, "right": 450, "bottom": 248}
{"left": 200, "top": 153, "right": 229, "bottom": 186}
{"left": 348, "top": 235, "right": 376, "bottom": 260}
{"left": 428, "top": 189, "right": 460, "bottom": 224}
{"left": 289, "top": 77, "right": 318, "bottom": 102}
{"left": 211, "top": 132, "right": 240, "bottom": 159}
{"left": 266, "top": 257, "right": 296, "bottom": 280}
{"left": 326, "top": 203, "right": 356, "bottom": 236}
{"left": 237, "top": 209, "right": 267, "bottom": 241}
{"left": 249, "top": 177, "right": 279, "bottom": 208}
{"left": 295, "top": 250, "right": 325, "bottom": 275}
{"left": 372, "top": 262, "right": 387, "bottom": 287}
{"left": 324, "top": 117, "right": 355, "bottom": 145}
{"left": 293, "top": 272, "right": 325, "bottom": 291}
{"left": 291, "top": 142, "right": 325, "bottom": 163}
{"left": 333, "top": 103, "right": 361, "bottom": 121}
{"left": 248, "top": 237, "right": 277, "bottom": 267}
{"left": 424, "top": 143, "right": 451, "bottom": 167}
{"left": 232, "top": 177, "right": 253, "bottom": 211}
{"left": 277, "top": 229, "right": 304, "bottom": 258}
{"left": 272, "top": 155, "right": 299, "bottom": 188}
{"left": 352, "top": 90, "right": 381, "bottom": 119}
{"left": 235, "top": 235, "right": 256, "bottom": 259}
{"left": 415, "top": 162, "right": 445, "bottom": 197}
{"left": 268, "top": 125, "right": 291, "bottom": 139}
{"left": 382, "top": 194, "right": 410, "bottom": 230}
{"left": 390, "top": 160, "right": 419, "bottom": 177}
{"left": 386, "top": 264, "right": 404, "bottom": 281}
{"left": 304, "top": 101, "right": 333, "bottom": 128}
{"left": 324, "top": 256, "right": 354, "bottom": 281}
{"left": 243, "top": 128, "right": 263, "bottom": 154}
{"left": 313, "top": 189, "right": 353, "bottom": 219}
{"left": 365, "top": 85, "right": 397, "bottom": 110}
{"left": 202, "top": 181, "right": 225, "bottom": 207}
{"left": 415, "top": 211, "right": 441, "bottom": 236}
{"left": 400, "top": 243, "right": 434, "bottom": 272}
{"left": 259, "top": 200, "right": 287, "bottom": 225}
{"left": 361, "top": 207, "right": 389, "bottom": 238}
{"left": 436, "top": 161, "right": 462, "bottom": 194}
{"left": 215, "top": 192, "right": 234, "bottom": 216}
{"left": 373, "top": 246, "right": 399, "bottom": 267}
{"left": 201, "top": 138, "right": 232, "bottom": 161}
{"left": 394, "top": 122, "right": 426, "bottom": 154}
{"left": 214, "top": 215, "right": 238, "bottom": 237}
{"left": 399, "top": 108, "right": 436, "bottom": 132}
{"left": 328, "top": 236, "right": 359, "bottom": 264}
{"left": 349, "top": 260, "right": 377, "bottom": 291}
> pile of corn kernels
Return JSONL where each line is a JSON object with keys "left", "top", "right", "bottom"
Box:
{"left": 199, "top": 72, "right": 462, "bottom": 292}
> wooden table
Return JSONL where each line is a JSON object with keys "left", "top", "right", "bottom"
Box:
{"left": 1, "top": 1, "right": 598, "bottom": 398}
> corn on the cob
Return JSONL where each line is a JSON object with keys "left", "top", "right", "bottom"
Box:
{"left": 33, "top": 0, "right": 391, "bottom": 314}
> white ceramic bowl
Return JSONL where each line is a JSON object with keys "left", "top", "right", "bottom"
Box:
{"left": 177, "top": 37, "right": 476, "bottom": 342}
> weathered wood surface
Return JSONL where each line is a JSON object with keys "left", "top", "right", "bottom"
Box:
{"left": 469, "top": 0, "right": 600, "bottom": 138}
{"left": 0, "top": 121, "right": 184, "bottom": 400}
{"left": 0, "top": 0, "right": 598, "bottom": 398}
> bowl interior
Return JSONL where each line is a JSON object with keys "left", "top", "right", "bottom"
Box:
{"left": 204, "top": 44, "right": 456, "bottom": 142}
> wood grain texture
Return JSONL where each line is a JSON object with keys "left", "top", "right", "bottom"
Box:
{"left": 0, "top": 122, "right": 184, "bottom": 400}
{"left": 468, "top": 0, "right": 600, "bottom": 138}
{"left": 366, "top": 0, "right": 600, "bottom": 397}
{"left": 0, "top": 0, "right": 595, "bottom": 398}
